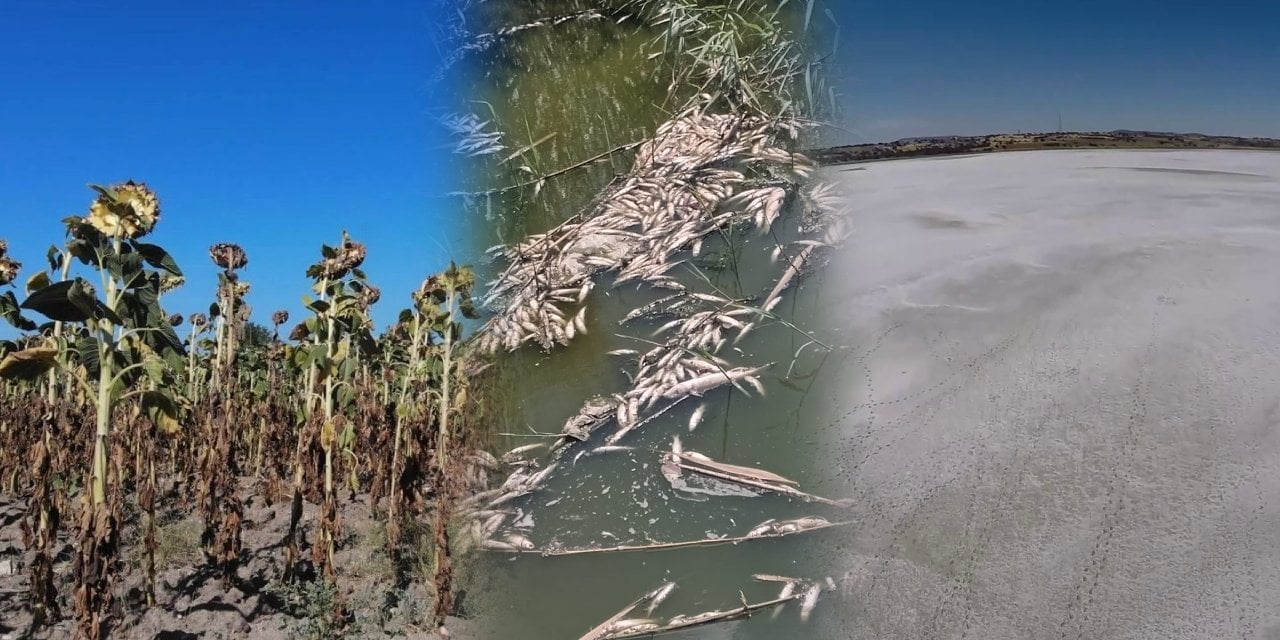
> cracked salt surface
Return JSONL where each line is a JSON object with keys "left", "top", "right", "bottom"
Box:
{"left": 813, "top": 149, "right": 1280, "bottom": 640}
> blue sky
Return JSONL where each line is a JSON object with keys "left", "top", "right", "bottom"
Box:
{"left": 835, "top": 0, "right": 1280, "bottom": 143}
{"left": 0, "top": 1, "right": 465, "bottom": 335}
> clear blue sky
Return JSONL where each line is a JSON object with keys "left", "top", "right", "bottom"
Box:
{"left": 0, "top": 1, "right": 464, "bottom": 335}
{"left": 836, "top": 0, "right": 1280, "bottom": 143}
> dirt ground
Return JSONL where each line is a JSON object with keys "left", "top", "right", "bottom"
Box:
{"left": 814, "top": 150, "right": 1280, "bottom": 639}
{"left": 0, "top": 479, "right": 482, "bottom": 639}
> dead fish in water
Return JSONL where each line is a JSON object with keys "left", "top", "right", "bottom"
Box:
{"left": 772, "top": 581, "right": 797, "bottom": 620}
{"left": 673, "top": 451, "right": 800, "bottom": 487}
{"left": 502, "top": 533, "right": 535, "bottom": 550}
{"left": 502, "top": 442, "right": 546, "bottom": 463}
{"left": 746, "top": 519, "right": 778, "bottom": 537}
{"left": 661, "top": 364, "right": 770, "bottom": 399}
{"left": 799, "top": 583, "right": 821, "bottom": 622}
{"left": 499, "top": 469, "right": 531, "bottom": 492}
{"left": 458, "top": 488, "right": 502, "bottom": 509}
{"left": 606, "top": 618, "right": 661, "bottom": 633}
{"left": 481, "top": 513, "right": 507, "bottom": 537}
{"left": 753, "top": 574, "right": 801, "bottom": 583}
{"left": 528, "top": 462, "right": 559, "bottom": 487}
{"left": 688, "top": 402, "right": 706, "bottom": 432}
{"left": 592, "top": 445, "right": 635, "bottom": 455}
{"left": 645, "top": 582, "right": 677, "bottom": 614}
{"left": 481, "top": 539, "right": 521, "bottom": 552}
{"left": 783, "top": 516, "right": 832, "bottom": 530}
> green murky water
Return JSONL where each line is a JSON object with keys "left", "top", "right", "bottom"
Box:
{"left": 456, "top": 4, "right": 850, "bottom": 637}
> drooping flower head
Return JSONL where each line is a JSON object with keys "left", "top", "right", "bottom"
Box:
{"left": 0, "top": 238, "right": 18, "bottom": 286}
{"left": 209, "top": 243, "right": 248, "bottom": 271}
{"left": 0, "top": 257, "right": 19, "bottom": 287}
{"left": 85, "top": 180, "right": 161, "bottom": 239}
{"left": 308, "top": 232, "right": 367, "bottom": 280}
{"left": 159, "top": 275, "right": 186, "bottom": 293}
{"left": 272, "top": 310, "right": 290, "bottom": 326}
{"left": 358, "top": 284, "right": 381, "bottom": 309}
{"left": 191, "top": 313, "right": 208, "bottom": 328}
{"left": 168, "top": 313, "right": 184, "bottom": 327}
{"left": 289, "top": 321, "right": 311, "bottom": 342}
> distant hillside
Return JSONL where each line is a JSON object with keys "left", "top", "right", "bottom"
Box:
{"left": 810, "top": 130, "right": 1280, "bottom": 165}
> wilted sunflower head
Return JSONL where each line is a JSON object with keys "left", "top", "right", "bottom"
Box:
{"left": 86, "top": 181, "right": 161, "bottom": 239}
{"left": 272, "top": 310, "right": 289, "bottom": 326}
{"left": 0, "top": 238, "right": 8, "bottom": 257}
{"left": 159, "top": 275, "right": 186, "bottom": 293}
{"left": 310, "top": 232, "right": 368, "bottom": 280}
{"left": 337, "top": 235, "right": 367, "bottom": 270}
{"left": 0, "top": 255, "right": 19, "bottom": 287}
{"left": 289, "top": 321, "right": 311, "bottom": 342}
{"left": 191, "top": 313, "right": 208, "bottom": 327}
{"left": 358, "top": 284, "right": 381, "bottom": 309}
{"left": 209, "top": 243, "right": 248, "bottom": 270}
{"left": 168, "top": 313, "right": 184, "bottom": 327}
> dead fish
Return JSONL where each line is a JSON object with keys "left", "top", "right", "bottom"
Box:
{"left": 502, "top": 443, "right": 546, "bottom": 463}
{"left": 784, "top": 516, "right": 832, "bottom": 530}
{"left": 606, "top": 619, "right": 661, "bottom": 633}
{"left": 592, "top": 445, "right": 635, "bottom": 455}
{"left": 747, "top": 519, "right": 778, "bottom": 537}
{"left": 528, "top": 462, "right": 559, "bottom": 487}
{"left": 753, "top": 574, "right": 801, "bottom": 583}
{"left": 485, "top": 491, "right": 523, "bottom": 509}
{"left": 688, "top": 402, "right": 707, "bottom": 432}
{"left": 772, "top": 581, "right": 797, "bottom": 620}
{"left": 741, "top": 375, "right": 766, "bottom": 397}
{"left": 500, "top": 469, "right": 531, "bottom": 492}
{"left": 799, "top": 583, "right": 821, "bottom": 622}
{"left": 661, "top": 364, "right": 770, "bottom": 399}
{"left": 502, "top": 533, "right": 535, "bottom": 550}
{"left": 645, "top": 582, "right": 677, "bottom": 614}
{"left": 481, "top": 513, "right": 507, "bottom": 537}
{"left": 481, "top": 539, "right": 520, "bottom": 552}
{"left": 458, "top": 488, "right": 502, "bottom": 509}
{"left": 675, "top": 451, "right": 801, "bottom": 487}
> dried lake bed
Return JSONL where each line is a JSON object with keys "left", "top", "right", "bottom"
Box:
{"left": 814, "top": 149, "right": 1280, "bottom": 639}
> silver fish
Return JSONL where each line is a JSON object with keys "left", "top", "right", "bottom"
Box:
{"left": 799, "top": 583, "right": 821, "bottom": 622}
{"left": 772, "top": 581, "right": 797, "bottom": 620}
{"left": 688, "top": 402, "right": 707, "bottom": 432}
{"left": 645, "top": 582, "right": 677, "bottom": 614}
{"left": 502, "top": 533, "right": 535, "bottom": 550}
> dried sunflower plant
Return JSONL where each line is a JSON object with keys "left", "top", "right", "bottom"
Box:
{"left": 0, "top": 184, "right": 499, "bottom": 638}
